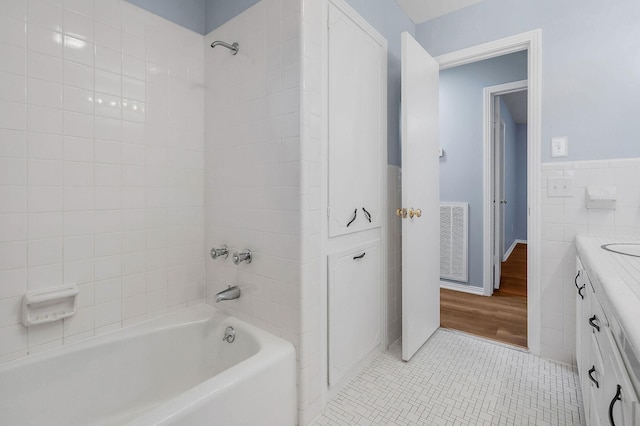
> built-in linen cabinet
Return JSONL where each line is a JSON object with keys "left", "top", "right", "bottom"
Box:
{"left": 323, "top": 0, "right": 387, "bottom": 392}
{"left": 576, "top": 256, "right": 640, "bottom": 426}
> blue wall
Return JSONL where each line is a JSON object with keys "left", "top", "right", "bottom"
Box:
{"left": 205, "top": 0, "right": 260, "bottom": 34}
{"left": 125, "top": 0, "right": 260, "bottom": 35}
{"left": 127, "top": 0, "right": 205, "bottom": 34}
{"left": 416, "top": 0, "right": 640, "bottom": 162}
{"left": 439, "top": 51, "right": 527, "bottom": 287}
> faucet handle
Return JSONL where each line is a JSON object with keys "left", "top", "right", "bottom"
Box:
{"left": 210, "top": 245, "right": 229, "bottom": 259}
{"left": 232, "top": 249, "right": 252, "bottom": 265}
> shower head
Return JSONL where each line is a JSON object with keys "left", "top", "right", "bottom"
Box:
{"left": 210, "top": 40, "right": 239, "bottom": 55}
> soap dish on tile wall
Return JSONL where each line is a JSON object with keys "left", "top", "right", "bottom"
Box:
{"left": 585, "top": 186, "right": 616, "bottom": 209}
{"left": 22, "top": 284, "right": 79, "bottom": 327}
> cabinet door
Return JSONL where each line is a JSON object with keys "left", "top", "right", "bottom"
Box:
{"left": 328, "top": 241, "right": 381, "bottom": 386}
{"left": 580, "top": 268, "right": 594, "bottom": 422}
{"left": 600, "top": 331, "right": 640, "bottom": 426}
{"left": 327, "top": 3, "right": 384, "bottom": 237}
{"left": 576, "top": 258, "right": 585, "bottom": 373}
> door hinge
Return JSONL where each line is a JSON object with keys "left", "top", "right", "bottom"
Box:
{"left": 327, "top": 206, "right": 330, "bottom": 217}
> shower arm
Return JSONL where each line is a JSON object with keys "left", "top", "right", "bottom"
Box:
{"left": 211, "top": 41, "right": 239, "bottom": 55}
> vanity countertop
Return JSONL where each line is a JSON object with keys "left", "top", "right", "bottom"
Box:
{"left": 576, "top": 234, "right": 640, "bottom": 364}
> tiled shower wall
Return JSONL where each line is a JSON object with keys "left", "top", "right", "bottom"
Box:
{"left": 540, "top": 158, "right": 640, "bottom": 363}
{"left": 0, "top": 0, "right": 205, "bottom": 363}
{"left": 299, "top": 0, "right": 323, "bottom": 422}
{"left": 203, "top": 0, "right": 302, "bottom": 355}
{"left": 387, "top": 165, "right": 402, "bottom": 346}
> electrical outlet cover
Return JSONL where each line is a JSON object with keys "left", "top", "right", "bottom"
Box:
{"left": 548, "top": 176, "right": 574, "bottom": 197}
{"left": 551, "top": 137, "right": 568, "bottom": 157}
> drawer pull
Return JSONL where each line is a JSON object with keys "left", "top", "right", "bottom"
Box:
{"left": 588, "top": 315, "right": 600, "bottom": 332}
{"left": 346, "top": 209, "right": 357, "bottom": 227}
{"left": 587, "top": 366, "right": 599, "bottom": 388}
{"left": 362, "top": 207, "right": 372, "bottom": 223}
{"left": 575, "top": 271, "right": 585, "bottom": 300}
{"left": 353, "top": 252, "right": 366, "bottom": 260}
{"left": 608, "top": 384, "right": 622, "bottom": 426}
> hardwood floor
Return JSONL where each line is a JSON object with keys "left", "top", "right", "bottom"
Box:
{"left": 440, "top": 243, "right": 528, "bottom": 348}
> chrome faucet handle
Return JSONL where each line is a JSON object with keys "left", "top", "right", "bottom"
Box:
{"left": 210, "top": 245, "right": 229, "bottom": 259}
{"left": 232, "top": 249, "right": 252, "bottom": 265}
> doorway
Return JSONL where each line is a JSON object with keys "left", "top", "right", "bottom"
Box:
{"left": 487, "top": 82, "right": 528, "bottom": 295}
{"left": 440, "top": 82, "right": 529, "bottom": 348}
{"left": 432, "top": 31, "right": 540, "bottom": 351}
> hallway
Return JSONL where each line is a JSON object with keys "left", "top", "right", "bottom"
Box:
{"left": 440, "top": 243, "right": 527, "bottom": 348}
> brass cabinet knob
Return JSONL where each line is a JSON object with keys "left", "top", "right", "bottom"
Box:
{"left": 396, "top": 208, "right": 407, "bottom": 218}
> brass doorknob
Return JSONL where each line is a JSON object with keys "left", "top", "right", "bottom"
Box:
{"left": 396, "top": 208, "right": 407, "bottom": 218}
{"left": 409, "top": 208, "right": 422, "bottom": 218}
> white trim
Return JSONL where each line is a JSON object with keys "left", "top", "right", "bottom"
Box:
{"left": 435, "top": 29, "right": 542, "bottom": 356}
{"left": 503, "top": 239, "right": 527, "bottom": 262}
{"left": 482, "top": 80, "right": 528, "bottom": 296}
{"left": 436, "top": 30, "right": 540, "bottom": 70}
{"left": 440, "top": 280, "right": 485, "bottom": 296}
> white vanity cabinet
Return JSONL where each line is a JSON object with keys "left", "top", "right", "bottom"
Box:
{"left": 327, "top": 1, "right": 385, "bottom": 238}
{"left": 575, "top": 254, "right": 640, "bottom": 426}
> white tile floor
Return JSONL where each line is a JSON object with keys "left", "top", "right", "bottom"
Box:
{"left": 313, "top": 330, "right": 584, "bottom": 426}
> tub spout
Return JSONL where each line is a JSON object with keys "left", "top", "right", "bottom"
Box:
{"left": 215, "top": 285, "right": 240, "bottom": 302}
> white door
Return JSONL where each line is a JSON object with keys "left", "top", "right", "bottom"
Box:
{"left": 492, "top": 98, "right": 503, "bottom": 291}
{"left": 401, "top": 32, "right": 440, "bottom": 361}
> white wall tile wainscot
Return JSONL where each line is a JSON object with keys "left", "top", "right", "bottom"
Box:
{"left": 539, "top": 158, "right": 640, "bottom": 363}
{"left": 0, "top": 0, "right": 205, "bottom": 363}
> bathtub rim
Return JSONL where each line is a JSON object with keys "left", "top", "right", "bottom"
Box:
{"left": 0, "top": 303, "right": 294, "bottom": 375}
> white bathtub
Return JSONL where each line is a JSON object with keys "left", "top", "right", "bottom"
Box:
{"left": 0, "top": 304, "right": 296, "bottom": 425}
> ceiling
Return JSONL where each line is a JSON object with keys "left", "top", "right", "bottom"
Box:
{"left": 501, "top": 90, "right": 528, "bottom": 124}
{"left": 395, "top": 0, "right": 484, "bottom": 24}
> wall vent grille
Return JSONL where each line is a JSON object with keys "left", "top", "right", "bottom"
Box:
{"left": 440, "top": 202, "right": 468, "bottom": 282}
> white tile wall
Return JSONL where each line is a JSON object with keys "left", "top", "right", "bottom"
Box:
{"left": 299, "top": 0, "right": 323, "bottom": 423}
{"left": 539, "top": 158, "right": 640, "bottom": 363}
{"left": 203, "top": 0, "right": 321, "bottom": 423}
{"left": 204, "top": 0, "right": 301, "bottom": 335}
{"left": 387, "top": 165, "right": 402, "bottom": 347}
{"left": 0, "top": 0, "right": 205, "bottom": 364}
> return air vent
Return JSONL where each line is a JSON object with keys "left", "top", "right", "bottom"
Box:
{"left": 440, "top": 203, "right": 468, "bottom": 282}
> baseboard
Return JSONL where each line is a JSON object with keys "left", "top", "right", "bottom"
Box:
{"left": 440, "top": 280, "right": 485, "bottom": 295}
{"left": 503, "top": 239, "right": 527, "bottom": 262}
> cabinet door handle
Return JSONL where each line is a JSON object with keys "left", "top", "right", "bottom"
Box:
{"left": 608, "top": 384, "right": 622, "bottom": 426}
{"left": 587, "top": 366, "right": 599, "bottom": 388}
{"left": 353, "top": 252, "right": 366, "bottom": 260}
{"left": 362, "top": 207, "right": 372, "bottom": 222}
{"left": 588, "top": 315, "right": 600, "bottom": 332}
{"left": 574, "top": 271, "right": 585, "bottom": 299}
{"left": 346, "top": 209, "right": 357, "bottom": 227}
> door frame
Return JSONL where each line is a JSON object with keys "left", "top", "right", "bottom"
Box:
{"left": 484, "top": 80, "right": 528, "bottom": 295}
{"left": 435, "top": 29, "right": 541, "bottom": 355}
